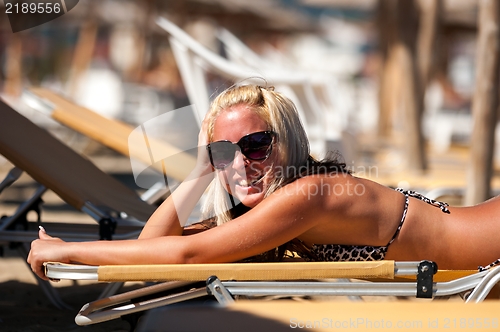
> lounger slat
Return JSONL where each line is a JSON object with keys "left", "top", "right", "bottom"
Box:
{"left": 95, "top": 261, "right": 396, "bottom": 282}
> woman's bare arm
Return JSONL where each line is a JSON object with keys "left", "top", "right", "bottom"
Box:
{"left": 139, "top": 165, "right": 213, "bottom": 238}
{"left": 139, "top": 118, "right": 214, "bottom": 239}
{"left": 28, "top": 177, "right": 325, "bottom": 280}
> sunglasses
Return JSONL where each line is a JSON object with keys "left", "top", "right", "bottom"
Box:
{"left": 207, "top": 131, "right": 276, "bottom": 170}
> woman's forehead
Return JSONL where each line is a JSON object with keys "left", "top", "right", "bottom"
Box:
{"left": 212, "top": 106, "right": 268, "bottom": 140}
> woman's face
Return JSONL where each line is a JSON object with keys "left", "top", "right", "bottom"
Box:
{"left": 212, "top": 104, "right": 277, "bottom": 208}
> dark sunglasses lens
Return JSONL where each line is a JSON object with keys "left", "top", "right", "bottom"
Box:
{"left": 209, "top": 142, "right": 238, "bottom": 169}
{"left": 208, "top": 132, "right": 274, "bottom": 169}
{"left": 240, "top": 132, "right": 273, "bottom": 160}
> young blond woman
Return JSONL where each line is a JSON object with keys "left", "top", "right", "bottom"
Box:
{"left": 28, "top": 84, "right": 500, "bottom": 280}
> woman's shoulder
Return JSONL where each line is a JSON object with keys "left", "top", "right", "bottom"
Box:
{"left": 277, "top": 173, "right": 400, "bottom": 205}
{"left": 282, "top": 172, "right": 360, "bottom": 191}
{"left": 273, "top": 172, "right": 367, "bottom": 203}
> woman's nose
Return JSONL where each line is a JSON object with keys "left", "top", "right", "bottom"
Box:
{"left": 231, "top": 150, "right": 248, "bottom": 170}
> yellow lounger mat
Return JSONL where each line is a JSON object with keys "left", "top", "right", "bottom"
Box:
{"left": 45, "top": 261, "right": 397, "bottom": 282}
{"left": 118, "top": 265, "right": 477, "bottom": 283}
{"left": 144, "top": 301, "right": 500, "bottom": 332}
{"left": 27, "top": 87, "right": 196, "bottom": 182}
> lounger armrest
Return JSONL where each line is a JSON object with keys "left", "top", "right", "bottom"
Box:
{"left": 44, "top": 261, "right": 402, "bottom": 282}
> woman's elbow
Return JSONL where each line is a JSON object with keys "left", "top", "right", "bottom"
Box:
{"left": 168, "top": 243, "right": 205, "bottom": 264}
{"left": 181, "top": 249, "right": 210, "bottom": 264}
{"left": 177, "top": 246, "right": 224, "bottom": 264}
{"left": 161, "top": 236, "right": 222, "bottom": 264}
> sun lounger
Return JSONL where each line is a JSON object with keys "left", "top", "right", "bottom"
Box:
{"left": 0, "top": 97, "right": 156, "bottom": 241}
{"left": 22, "top": 87, "right": 197, "bottom": 184}
{"left": 21, "top": 86, "right": 211, "bottom": 226}
{"left": 42, "top": 260, "right": 500, "bottom": 327}
{"left": 0, "top": 97, "right": 159, "bottom": 307}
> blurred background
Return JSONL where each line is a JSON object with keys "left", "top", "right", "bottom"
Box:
{"left": 1, "top": 0, "right": 500, "bottom": 330}
{"left": 2, "top": 0, "right": 499, "bottom": 203}
{"left": 2, "top": 0, "right": 499, "bottom": 206}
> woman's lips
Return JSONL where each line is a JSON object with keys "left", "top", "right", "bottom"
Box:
{"left": 236, "top": 175, "right": 263, "bottom": 188}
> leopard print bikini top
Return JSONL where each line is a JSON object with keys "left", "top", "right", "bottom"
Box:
{"left": 299, "top": 188, "right": 450, "bottom": 262}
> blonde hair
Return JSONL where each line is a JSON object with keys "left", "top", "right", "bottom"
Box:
{"left": 201, "top": 84, "right": 310, "bottom": 225}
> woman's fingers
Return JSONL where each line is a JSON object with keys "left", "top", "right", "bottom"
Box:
{"left": 27, "top": 239, "right": 49, "bottom": 281}
{"left": 27, "top": 227, "right": 61, "bottom": 281}
{"left": 33, "top": 262, "right": 49, "bottom": 281}
{"left": 38, "top": 226, "right": 53, "bottom": 240}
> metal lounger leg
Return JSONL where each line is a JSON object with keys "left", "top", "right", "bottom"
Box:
{"left": 0, "top": 167, "right": 23, "bottom": 194}
{"left": 76, "top": 285, "right": 207, "bottom": 326}
{"left": 465, "top": 266, "right": 500, "bottom": 302}
{"left": 206, "top": 276, "right": 235, "bottom": 305}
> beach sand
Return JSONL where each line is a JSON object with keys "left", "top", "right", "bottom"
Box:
{"left": 0, "top": 246, "right": 141, "bottom": 332}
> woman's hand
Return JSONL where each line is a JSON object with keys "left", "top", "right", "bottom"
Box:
{"left": 27, "top": 227, "right": 70, "bottom": 281}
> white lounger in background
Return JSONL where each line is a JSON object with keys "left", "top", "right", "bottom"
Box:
{"left": 215, "top": 27, "right": 346, "bottom": 142}
{"left": 0, "top": 97, "right": 158, "bottom": 309}
{"left": 156, "top": 16, "right": 328, "bottom": 158}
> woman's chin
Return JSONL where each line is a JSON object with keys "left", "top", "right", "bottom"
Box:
{"left": 233, "top": 184, "right": 265, "bottom": 208}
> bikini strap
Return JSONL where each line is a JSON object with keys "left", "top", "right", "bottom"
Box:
{"left": 478, "top": 258, "right": 500, "bottom": 272}
{"left": 395, "top": 188, "right": 450, "bottom": 214}
{"left": 386, "top": 193, "right": 409, "bottom": 246}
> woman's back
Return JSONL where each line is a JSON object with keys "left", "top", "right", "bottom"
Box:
{"left": 294, "top": 174, "right": 407, "bottom": 248}
{"left": 385, "top": 188, "right": 500, "bottom": 269}
{"left": 289, "top": 173, "right": 500, "bottom": 269}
